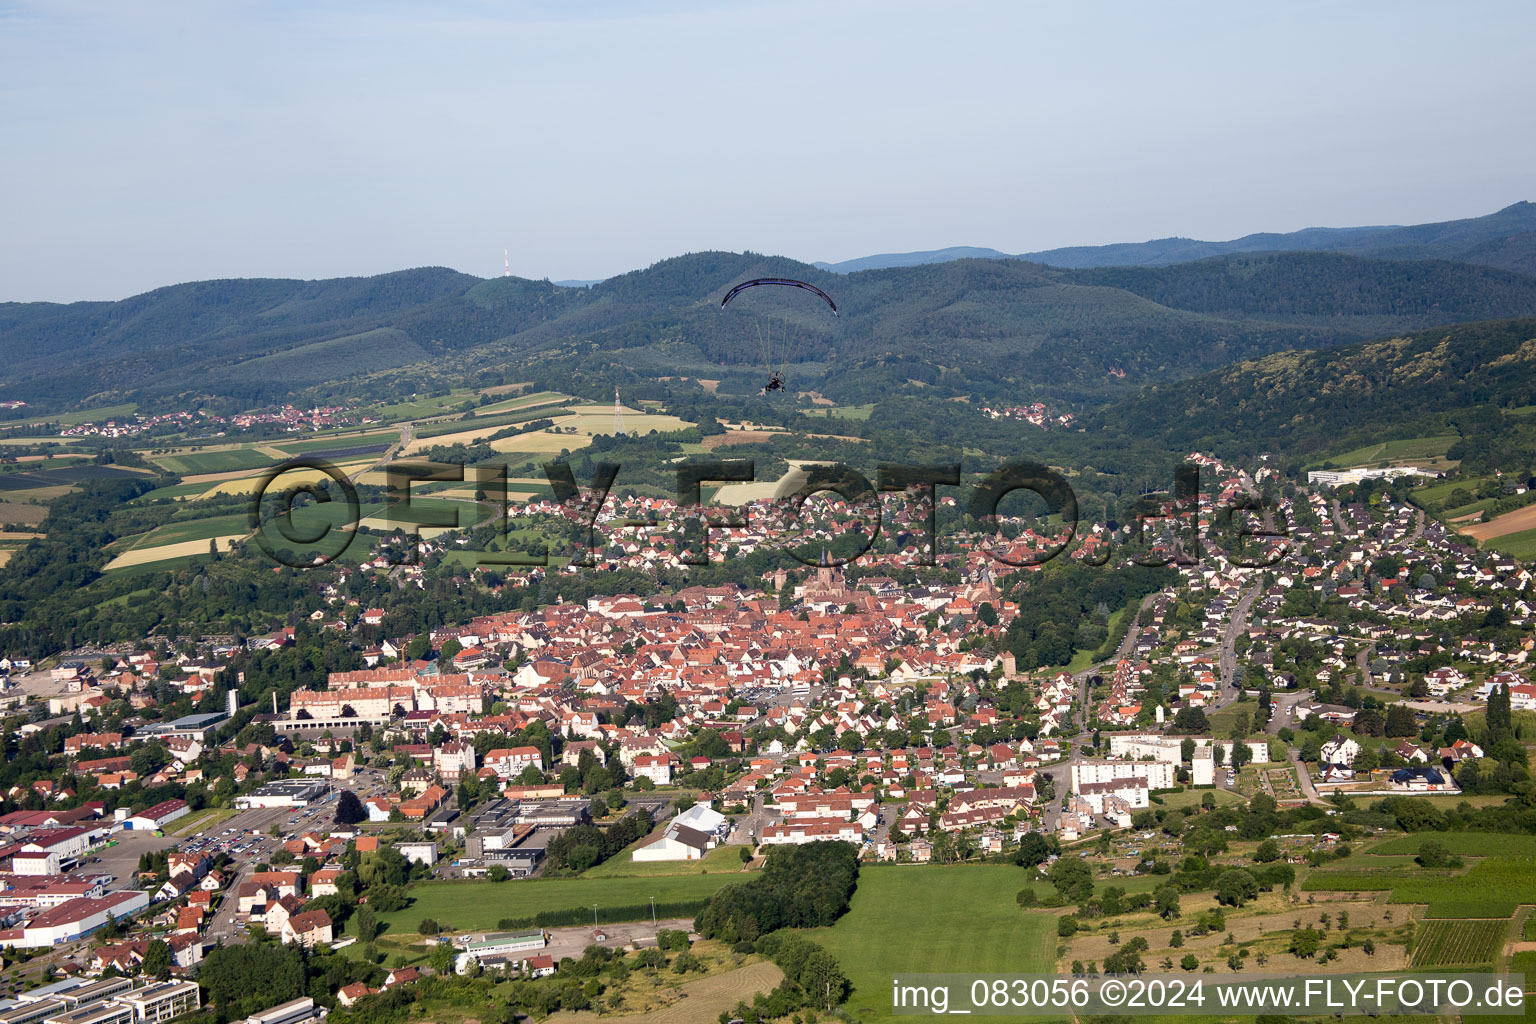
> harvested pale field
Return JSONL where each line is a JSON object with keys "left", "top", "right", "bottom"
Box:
{"left": 712, "top": 459, "right": 838, "bottom": 505}
{"left": 701, "top": 430, "right": 782, "bottom": 449}
{"left": 103, "top": 535, "right": 245, "bottom": 570}
{"left": 195, "top": 459, "right": 376, "bottom": 498}
{"left": 488, "top": 431, "right": 592, "bottom": 454}
{"left": 0, "top": 551, "right": 12, "bottom": 567}
{"left": 1460, "top": 503, "right": 1536, "bottom": 541}
{"left": 548, "top": 962, "right": 783, "bottom": 1024}
{"left": 403, "top": 424, "right": 510, "bottom": 452}
{"left": 0, "top": 532, "right": 43, "bottom": 540}
{"left": 409, "top": 405, "right": 689, "bottom": 456}
{"left": 559, "top": 406, "right": 693, "bottom": 433}
{"left": 710, "top": 479, "right": 782, "bottom": 504}
{"left": 427, "top": 486, "right": 535, "bottom": 503}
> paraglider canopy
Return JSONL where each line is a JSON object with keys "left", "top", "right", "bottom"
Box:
{"left": 720, "top": 278, "right": 838, "bottom": 316}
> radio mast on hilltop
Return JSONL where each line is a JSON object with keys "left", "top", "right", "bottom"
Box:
{"left": 504, "top": 247, "right": 511, "bottom": 277}
{"left": 614, "top": 386, "right": 624, "bottom": 436}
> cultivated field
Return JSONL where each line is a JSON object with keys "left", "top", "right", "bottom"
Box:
{"left": 194, "top": 457, "right": 377, "bottom": 497}
{"left": 472, "top": 390, "right": 568, "bottom": 416}
{"left": 548, "top": 961, "right": 784, "bottom": 1024}
{"left": 1303, "top": 855, "right": 1536, "bottom": 917}
{"left": 1371, "top": 833, "right": 1536, "bottom": 857}
{"left": 1460, "top": 503, "right": 1536, "bottom": 541}
{"left": 150, "top": 446, "right": 284, "bottom": 476}
{"left": 0, "top": 502, "right": 47, "bottom": 525}
{"left": 103, "top": 535, "right": 245, "bottom": 570}
{"left": 1410, "top": 918, "right": 1507, "bottom": 967}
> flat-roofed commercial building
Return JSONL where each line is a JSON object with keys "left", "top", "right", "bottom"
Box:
{"left": 122, "top": 982, "right": 199, "bottom": 1023}
{"left": 240, "top": 997, "right": 321, "bottom": 1024}
{"left": 234, "top": 780, "right": 329, "bottom": 810}
{"left": 42, "top": 1003, "right": 134, "bottom": 1024}
{"left": 0, "top": 1000, "right": 65, "bottom": 1024}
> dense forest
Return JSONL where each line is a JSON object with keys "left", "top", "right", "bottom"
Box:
{"left": 10, "top": 244, "right": 1536, "bottom": 409}
{"left": 694, "top": 840, "right": 859, "bottom": 941}
{"left": 1095, "top": 316, "right": 1536, "bottom": 469}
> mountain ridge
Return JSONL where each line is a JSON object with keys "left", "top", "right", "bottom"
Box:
{"left": 814, "top": 202, "right": 1536, "bottom": 275}
{"left": 11, "top": 248, "right": 1536, "bottom": 410}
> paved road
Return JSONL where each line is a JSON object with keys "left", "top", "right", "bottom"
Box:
{"left": 1069, "top": 592, "right": 1160, "bottom": 732}
{"left": 1288, "top": 747, "right": 1329, "bottom": 806}
{"left": 1356, "top": 644, "right": 1376, "bottom": 688}
{"left": 1217, "top": 584, "right": 1261, "bottom": 689}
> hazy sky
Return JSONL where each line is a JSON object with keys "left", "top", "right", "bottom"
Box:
{"left": 3, "top": 0, "right": 1535, "bottom": 302}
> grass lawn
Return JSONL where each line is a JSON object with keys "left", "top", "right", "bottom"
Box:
{"left": 170, "top": 806, "right": 239, "bottom": 836}
{"left": 581, "top": 842, "right": 755, "bottom": 879}
{"left": 1150, "top": 787, "right": 1245, "bottom": 810}
{"left": 1382, "top": 792, "right": 1517, "bottom": 809}
{"left": 377, "top": 873, "right": 743, "bottom": 935}
{"left": 806, "top": 865, "right": 1056, "bottom": 1023}
{"left": 1067, "top": 602, "right": 1131, "bottom": 672}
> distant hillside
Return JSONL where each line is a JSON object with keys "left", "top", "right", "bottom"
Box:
{"left": 10, "top": 249, "right": 1536, "bottom": 409}
{"left": 813, "top": 202, "right": 1536, "bottom": 276}
{"left": 1097, "top": 316, "right": 1536, "bottom": 470}
{"left": 813, "top": 246, "right": 1012, "bottom": 274}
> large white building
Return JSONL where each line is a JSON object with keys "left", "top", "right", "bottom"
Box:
{"left": 0, "top": 890, "right": 149, "bottom": 948}
{"left": 1107, "top": 733, "right": 1272, "bottom": 767}
{"left": 233, "top": 780, "right": 329, "bottom": 810}
{"left": 123, "top": 801, "right": 188, "bottom": 832}
{"left": 454, "top": 930, "right": 546, "bottom": 974}
{"left": 1077, "top": 778, "right": 1150, "bottom": 812}
{"left": 121, "top": 982, "right": 201, "bottom": 1023}
{"left": 1071, "top": 759, "right": 1176, "bottom": 792}
{"left": 631, "top": 804, "right": 730, "bottom": 863}
{"left": 1307, "top": 466, "right": 1431, "bottom": 487}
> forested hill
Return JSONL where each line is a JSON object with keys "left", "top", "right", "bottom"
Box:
{"left": 1092, "top": 317, "right": 1536, "bottom": 471}
{"left": 10, "top": 248, "right": 1536, "bottom": 410}
{"left": 815, "top": 201, "right": 1536, "bottom": 275}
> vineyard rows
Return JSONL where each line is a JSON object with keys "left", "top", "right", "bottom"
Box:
{"left": 1409, "top": 919, "right": 1507, "bottom": 967}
